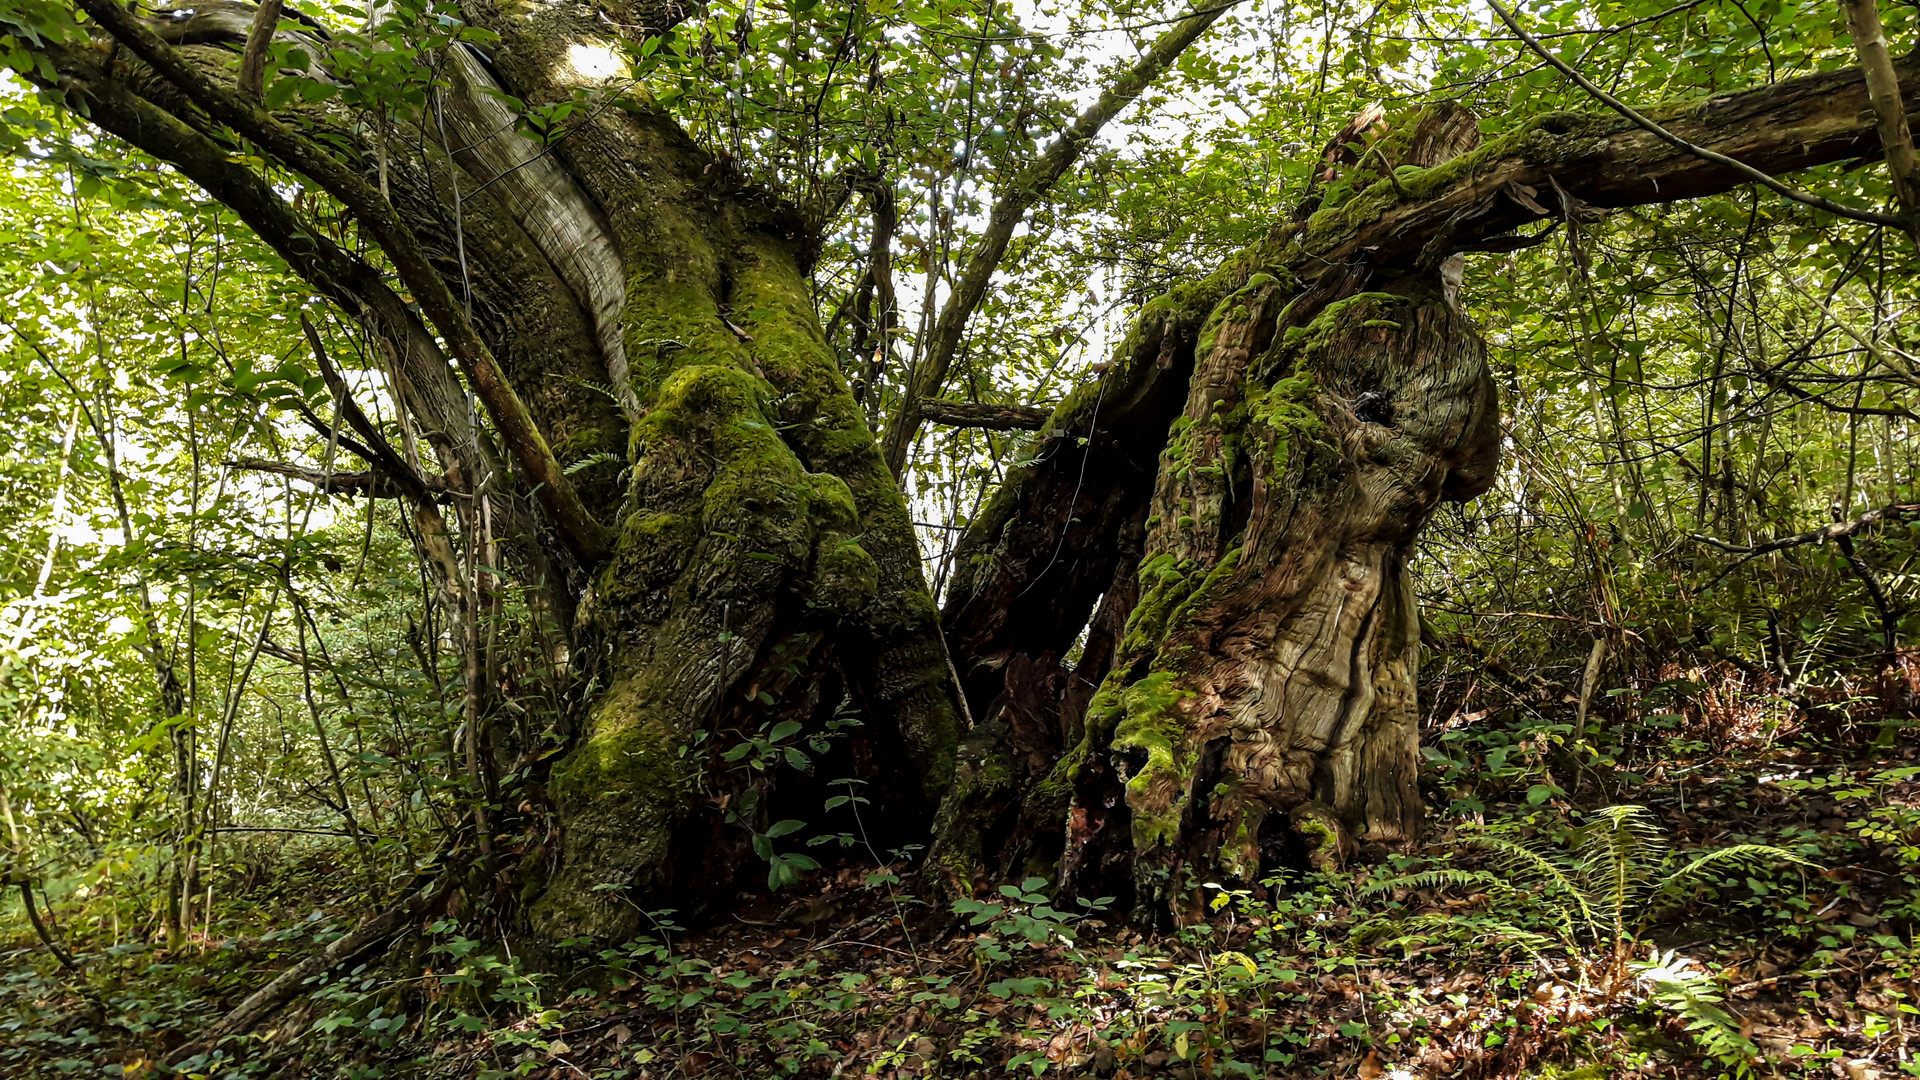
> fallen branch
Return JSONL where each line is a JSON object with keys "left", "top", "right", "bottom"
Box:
{"left": 168, "top": 866, "right": 452, "bottom": 1065}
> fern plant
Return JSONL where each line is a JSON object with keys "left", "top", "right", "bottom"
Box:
{"left": 1358, "top": 806, "right": 1807, "bottom": 1074}
{"left": 1450, "top": 806, "right": 1805, "bottom": 969}
{"left": 1634, "top": 949, "right": 1761, "bottom": 1078}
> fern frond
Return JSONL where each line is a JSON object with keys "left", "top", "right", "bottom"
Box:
{"left": 564, "top": 451, "right": 622, "bottom": 476}
{"left": 1458, "top": 833, "right": 1595, "bottom": 942}
{"left": 1639, "top": 958, "right": 1758, "bottom": 1077}
{"left": 556, "top": 374, "right": 621, "bottom": 403}
{"left": 1655, "top": 844, "right": 1815, "bottom": 903}
{"left": 1578, "top": 805, "right": 1667, "bottom": 934}
{"left": 1356, "top": 913, "right": 1555, "bottom": 960}
{"left": 1359, "top": 869, "right": 1499, "bottom": 895}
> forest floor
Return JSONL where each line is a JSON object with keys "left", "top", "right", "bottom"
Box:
{"left": 3, "top": 702, "right": 1916, "bottom": 1079}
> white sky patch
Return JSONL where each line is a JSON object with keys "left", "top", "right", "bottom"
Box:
{"left": 566, "top": 41, "right": 627, "bottom": 83}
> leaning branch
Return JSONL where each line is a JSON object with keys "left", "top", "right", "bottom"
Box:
{"left": 1839, "top": 0, "right": 1920, "bottom": 216}
{"left": 235, "top": 0, "right": 282, "bottom": 102}
{"left": 73, "top": 0, "right": 610, "bottom": 562}
{"left": 877, "top": 2, "right": 1234, "bottom": 472}
{"left": 1303, "top": 46, "right": 1920, "bottom": 278}
{"left": 228, "top": 458, "right": 453, "bottom": 500}
{"left": 1485, "top": 0, "right": 1906, "bottom": 230}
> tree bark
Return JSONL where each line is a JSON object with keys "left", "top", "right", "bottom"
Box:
{"left": 936, "top": 55, "right": 1920, "bottom": 915}
{"left": 919, "top": 399, "right": 1056, "bottom": 431}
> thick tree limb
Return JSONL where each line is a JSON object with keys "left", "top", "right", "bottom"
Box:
{"left": 1298, "top": 49, "right": 1920, "bottom": 280}
{"left": 73, "top": 0, "right": 610, "bottom": 562}
{"left": 919, "top": 399, "right": 1054, "bottom": 431}
{"left": 877, "top": 2, "right": 1233, "bottom": 472}
{"left": 37, "top": 52, "right": 480, "bottom": 481}
{"left": 1486, "top": 0, "right": 1906, "bottom": 230}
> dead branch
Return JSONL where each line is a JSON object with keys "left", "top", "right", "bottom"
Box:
{"left": 919, "top": 399, "right": 1055, "bottom": 431}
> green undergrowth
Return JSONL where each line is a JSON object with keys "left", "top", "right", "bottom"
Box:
{"left": 3, "top": 707, "right": 1915, "bottom": 1079}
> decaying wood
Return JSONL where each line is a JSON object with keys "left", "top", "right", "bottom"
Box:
{"left": 169, "top": 872, "right": 450, "bottom": 1064}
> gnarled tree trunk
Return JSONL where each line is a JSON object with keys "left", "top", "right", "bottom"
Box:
{"left": 29, "top": 0, "right": 963, "bottom": 947}
{"left": 935, "top": 59, "right": 1920, "bottom": 917}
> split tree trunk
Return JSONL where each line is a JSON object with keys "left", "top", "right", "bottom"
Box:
{"left": 937, "top": 106, "right": 1498, "bottom": 915}
{"left": 936, "top": 60, "right": 1920, "bottom": 916}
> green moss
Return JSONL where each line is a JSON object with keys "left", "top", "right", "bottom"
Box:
{"left": 620, "top": 215, "right": 745, "bottom": 403}
{"left": 1294, "top": 106, "right": 1636, "bottom": 263}
{"left": 1110, "top": 671, "right": 1198, "bottom": 850}
{"left": 801, "top": 473, "right": 859, "bottom": 532}
{"left": 1117, "top": 553, "right": 1200, "bottom": 656}
{"left": 1279, "top": 291, "right": 1403, "bottom": 353}
{"left": 550, "top": 679, "right": 690, "bottom": 809}
{"left": 810, "top": 534, "right": 880, "bottom": 617}
{"left": 723, "top": 236, "right": 960, "bottom": 797}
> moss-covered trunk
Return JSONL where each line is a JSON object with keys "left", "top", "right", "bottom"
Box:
{"left": 28, "top": 0, "right": 962, "bottom": 949}
{"left": 936, "top": 107, "right": 1500, "bottom": 916}
{"left": 938, "top": 55, "right": 1920, "bottom": 913}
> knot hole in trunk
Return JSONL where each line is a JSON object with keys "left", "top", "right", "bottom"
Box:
{"left": 1352, "top": 391, "right": 1394, "bottom": 427}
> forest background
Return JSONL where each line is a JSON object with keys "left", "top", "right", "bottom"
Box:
{"left": 0, "top": 0, "right": 1916, "bottom": 1076}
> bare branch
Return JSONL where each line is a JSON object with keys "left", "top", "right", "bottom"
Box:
{"left": 227, "top": 458, "right": 453, "bottom": 500}
{"left": 878, "top": 2, "right": 1236, "bottom": 472}
{"left": 1688, "top": 502, "right": 1920, "bottom": 556}
{"left": 920, "top": 399, "right": 1055, "bottom": 431}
